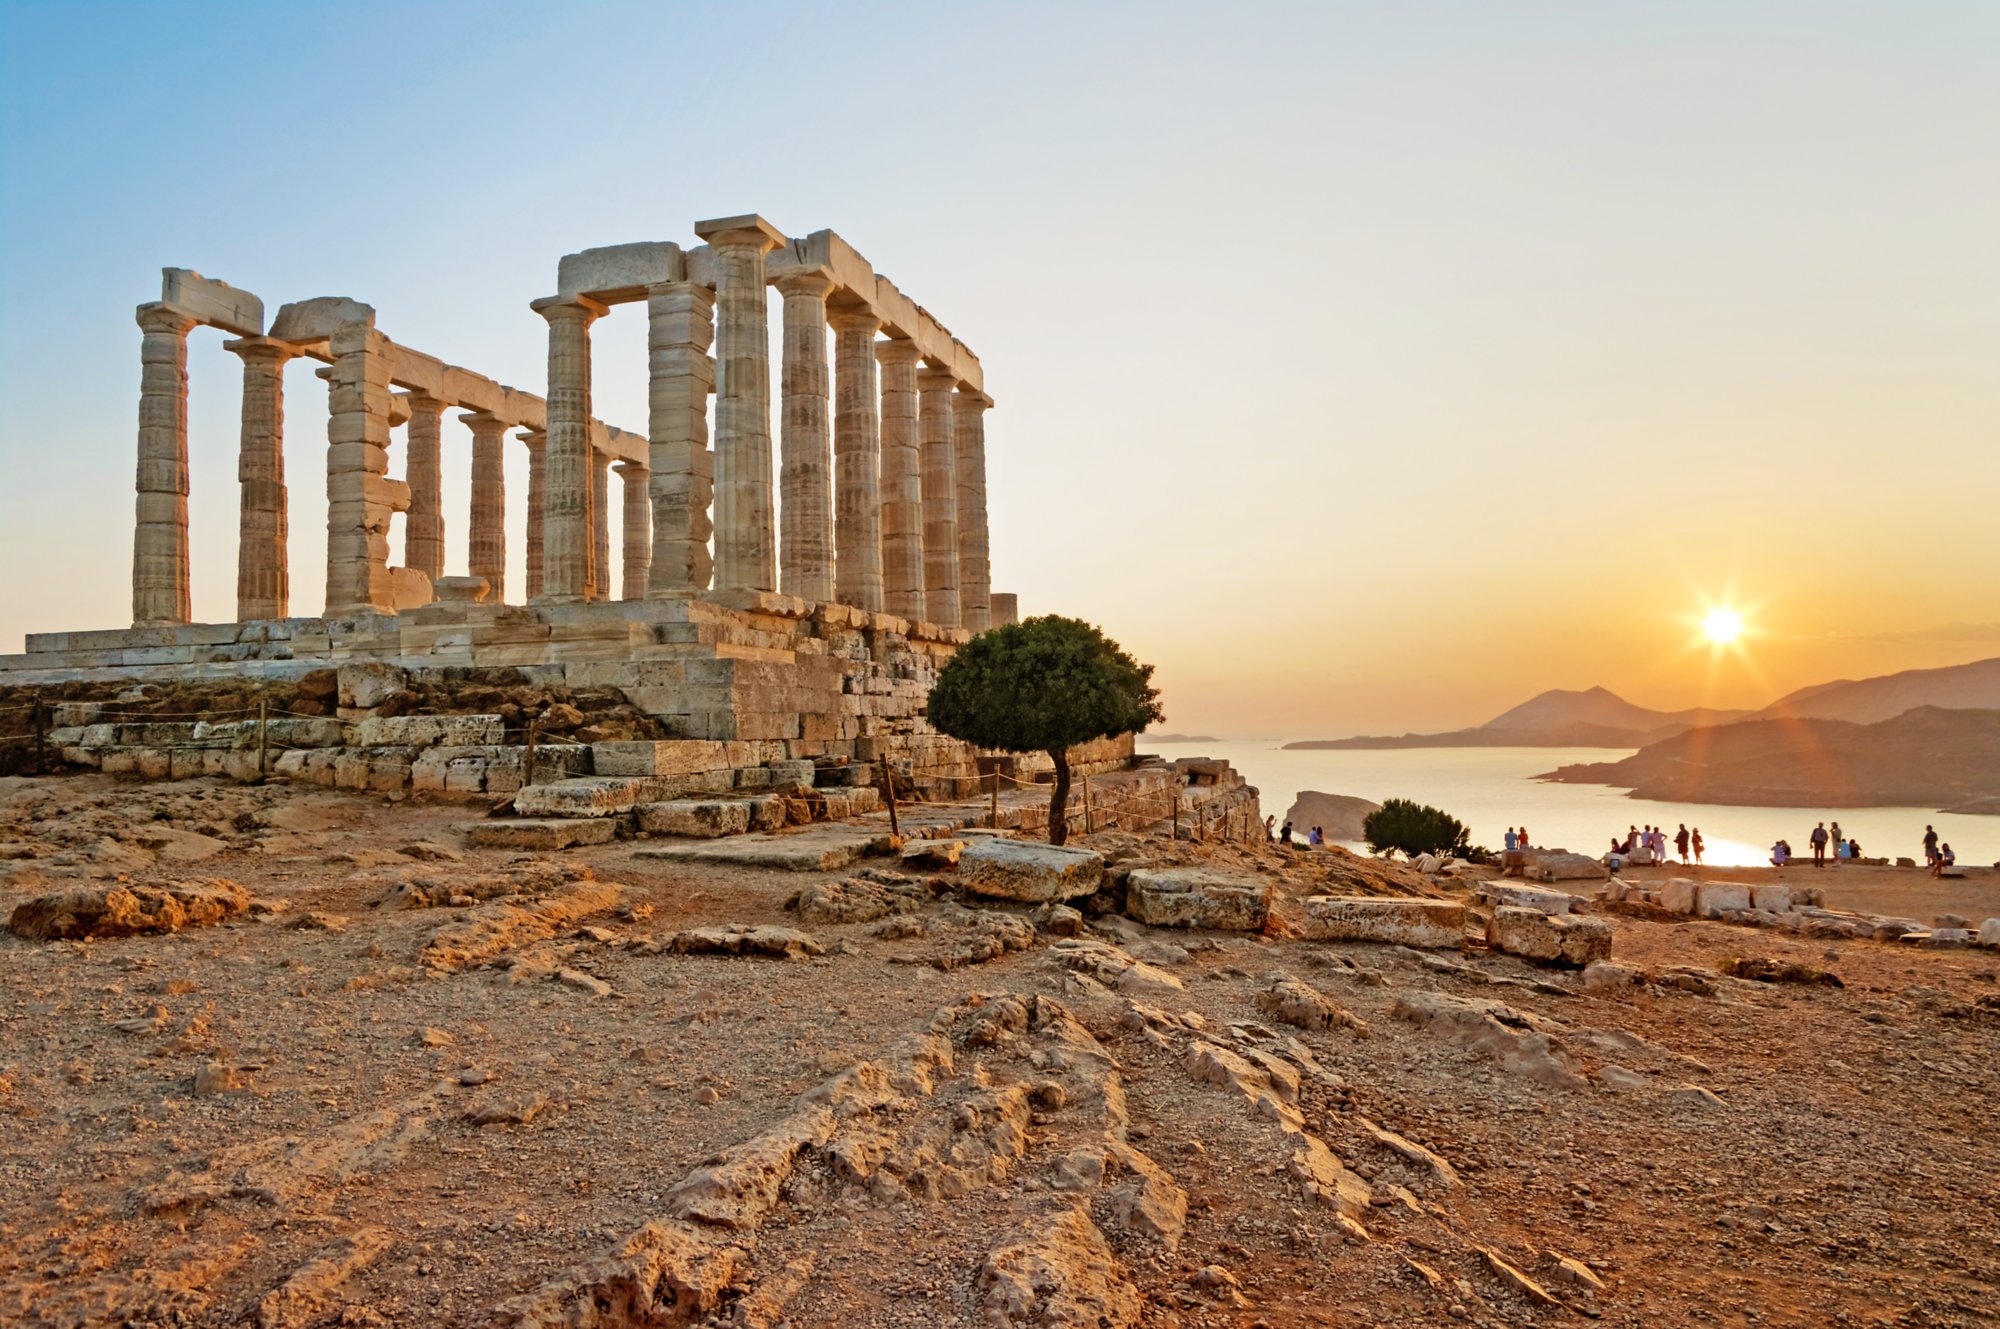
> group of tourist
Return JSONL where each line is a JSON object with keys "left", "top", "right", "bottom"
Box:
{"left": 1591, "top": 823, "right": 1702, "bottom": 870}
{"left": 1267, "top": 816, "right": 1328, "bottom": 849}
{"left": 1782, "top": 820, "right": 1864, "bottom": 868}
{"left": 1923, "top": 824, "right": 1958, "bottom": 877}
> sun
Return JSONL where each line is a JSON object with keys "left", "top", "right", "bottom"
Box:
{"left": 1702, "top": 607, "right": 1743, "bottom": 645}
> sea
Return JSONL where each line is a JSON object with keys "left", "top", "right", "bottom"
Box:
{"left": 1176, "top": 741, "right": 1998, "bottom": 870}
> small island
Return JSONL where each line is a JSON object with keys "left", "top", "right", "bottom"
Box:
{"left": 1142, "top": 732, "right": 1221, "bottom": 744}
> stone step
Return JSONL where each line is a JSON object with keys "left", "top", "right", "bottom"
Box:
{"left": 512, "top": 776, "right": 677, "bottom": 817}
{"left": 461, "top": 818, "right": 619, "bottom": 850}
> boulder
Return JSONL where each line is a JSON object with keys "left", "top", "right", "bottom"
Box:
{"left": 10, "top": 879, "right": 251, "bottom": 941}
{"left": 1487, "top": 906, "right": 1612, "bottom": 967}
{"left": 1299, "top": 896, "right": 1466, "bottom": 949}
{"left": 959, "top": 839, "right": 1104, "bottom": 903}
{"left": 1697, "top": 882, "right": 1753, "bottom": 919}
{"left": 1124, "top": 866, "right": 1273, "bottom": 931}
{"left": 636, "top": 800, "right": 753, "bottom": 839}
{"left": 1582, "top": 960, "right": 1642, "bottom": 992}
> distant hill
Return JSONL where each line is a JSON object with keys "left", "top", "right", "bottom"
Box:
{"left": 1537, "top": 707, "right": 2000, "bottom": 811}
{"left": 1287, "top": 686, "right": 1748, "bottom": 750}
{"left": 1286, "top": 658, "right": 2000, "bottom": 751}
{"left": 1141, "top": 733, "right": 1221, "bottom": 744}
{"left": 1755, "top": 657, "right": 2000, "bottom": 724}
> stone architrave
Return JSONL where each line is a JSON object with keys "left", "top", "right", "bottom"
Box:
{"left": 694, "top": 214, "right": 786, "bottom": 596}
{"left": 875, "top": 338, "right": 925, "bottom": 622}
{"left": 404, "top": 394, "right": 446, "bottom": 587}
{"left": 953, "top": 388, "right": 992, "bottom": 633}
{"left": 776, "top": 271, "right": 835, "bottom": 603}
{"left": 645, "top": 281, "right": 716, "bottom": 595}
{"left": 324, "top": 321, "right": 405, "bottom": 615}
{"left": 530, "top": 295, "right": 607, "bottom": 603}
{"left": 132, "top": 304, "right": 197, "bottom": 626}
{"left": 464, "top": 412, "right": 507, "bottom": 603}
{"left": 616, "top": 460, "right": 650, "bottom": 599}
{"left": 522, "top": 429, "right": 547, "bottom": 601}
{"left": 916, "top": 365, "right": 961, "bottom": 629}
{"left": 229, "top": 336, "right": 295, "bottom": 621}
{"left": 829, "top": 305, "right": 883, "bottom": 613}
{"left": 589, "top": 449, "right": 611, "bottom": 601}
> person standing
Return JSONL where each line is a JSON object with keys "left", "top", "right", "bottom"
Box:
{"left": 1810, "top": 821, "right": 1828, "bottom": 867}
{"left": 1922, "top": 824, "right": 1939, "bottom": 868}
{"left": 1692, "top": 827, "right": 1705, "bottom": 865}
{"left": 1675, "top": 823, "right": 1690, "bottom": 864}
{"left": 1264, "top": 814, "right": 1277, "bottom": 842}
{"left": 1279, "top": 820, "right": 1294, "bottom": 849}
{"left": 1828, "top": 820, "right": 1844, "bottom": 868}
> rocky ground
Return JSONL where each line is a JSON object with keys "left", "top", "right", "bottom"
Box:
{"left": 0, "top": 773, "right": 1995, "bottom": 1329}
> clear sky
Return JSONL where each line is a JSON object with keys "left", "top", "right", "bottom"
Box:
{"left": 2, "top": 1, "right": 1995, "bottom": 738}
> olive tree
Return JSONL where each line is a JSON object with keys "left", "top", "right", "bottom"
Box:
{"left": 927, "top": 615, "right": 1164, "bottom": 845}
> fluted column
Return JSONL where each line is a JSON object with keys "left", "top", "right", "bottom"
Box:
{"left": 646, "top": 281, "right": 716, "bottom": 595}
{"left": 830, "top": 307, "right": 883, "bottom": 613}
{"left": 132, "top": 304, "right": 196, "bottom": 625}
{"left": 990, "top": 592, "right": 1019, "bottom": 627}
{"left": 229, "top": 337, "right": 294, "bottom": 621}
{"left": 876, "top": 339, "right": 925, "bottom": 621}
{"left": 953, "top": 388, "right": 992, "bottom": 633}
{"left": 464, "top": 412, "right": 507, "bottom": 603}
{"left": 404, "top": 394, "right": 446, "bottom": 587}
{"left": 530, "top": 295, "right": 606, "bottom": 602}
{"left": 917, "top": 365, "right": 961, "bottom": 629}
{"left": 589, "top": 449, "right": 611, "bottom": 601}
{"left": 616, "top": 461, "right": 651, "bottom": 599}
{"left": 325, "top": 321, "right": 402, "bottom": 616}
{"left": 777, "top": 271, "right": 835, "bottom": 603}
{"left": 522, "top": 429, "right": 547, "bottom": 601}
{"left": 694, "top": 214, "right": 785, "bottom": 595}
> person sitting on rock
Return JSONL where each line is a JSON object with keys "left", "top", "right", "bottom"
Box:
{"left": 1505, "top": 827, "right": 1519, "bottom": 853}
{"left": 1770, "top": 840, "right": 1789, "bottom": 867}
{"left": 1931, "top": 843, "right": 1956, "bottom": 877}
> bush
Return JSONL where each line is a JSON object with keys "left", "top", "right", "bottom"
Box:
{"left": 1362, "top": 798, "right": 1469, "bottom": 859}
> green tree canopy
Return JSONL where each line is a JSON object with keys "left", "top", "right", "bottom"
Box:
{"left": 1362, "top": 798, "right": 1469, "bottom": 859}
{"left": 928, "top": 615, "right": 1164, "bottom": 845}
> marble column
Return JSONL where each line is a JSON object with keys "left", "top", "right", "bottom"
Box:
{"left": 530, "top": 295, "right": 606, "bottom": 602}
{"left": 777, "top": 271, "right": 835, "bottom": 603}
{"left": 876, "top": 339, "right": 925, "bottom": 622}
{"left": 694, "top": 214, "right": 785, "bottom": 596}
{"left": 404, "top": 394, "right": 446, "bottom": 587}
{"left": 589, "top": 449, "right": 611, "bottom": 601}
{"left": 522, "top": 429, "right": 547, "bottom": 601}
{"left": 230, "top": 337, "right": 294, "bottom": 621}
{"left": 464, "top": 412, "right": 507, "bottom": 603}
{"left": 132, "top": 304, "right": 196, "bottom": 626}
{"left": 616, "top": 461, "right": 651, "bottom": 599}
{"left": 917, "top": 365, "right": 961, "bottom": 629}
{"left": 990, "top": 592, "right": 1019, "bottom": 627}
{"left": 646, "top": 281, "right": 716, "bottom": 595}
{"left": 829, "top": 307, "right": 883, "bottom": 613}
{"left": 953, "top": 388, "right": 992, "bottom": 633}
{"left": 324, "top": 321, "right": 402, "bottom": 616}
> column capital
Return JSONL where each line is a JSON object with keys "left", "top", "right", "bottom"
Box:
{"left": 693, "top": 213, "right": 786, "bottom": 252}
{"left": 458, "top": 410, "right": 507, "bottom": 434}
{"left": 530, "top": 293, "right": 609, "bottom": 324}
{"left": 612, "top": 459, "right": 649, "bottom": 478}
{"left": 223, "top": 335, "right": 296, "bottom": 365}
{"left": 135, "top": 303, "right": 196, "bottom": 337}
{"left": 827, "top": 304, "right": 881, "bottom": 335}
{"left": 519, "top": 427, "right": 547, "bottom": 448}
{"left": 952, "top": 387, "right": 994, "bottom": 411}
{"left": 876, "top": 338, "right": 923, "bottom": 368}
{"left": 916, "top": 364, "right": 957, "bottom": 389}
{"left": 774, "top": 270, "right": 836, "bottom": 300}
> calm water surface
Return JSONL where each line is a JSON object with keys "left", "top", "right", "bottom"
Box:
{"left": 1175, "top": 741, "right": 1998, "bottom": 870}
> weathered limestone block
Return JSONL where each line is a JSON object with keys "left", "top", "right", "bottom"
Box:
{"left": 160, "top": 268, "right": 264, "bottom": 335}
{"left": 350, "top": 714, "right": 505, "bottom": 748}
{"left": 959, "top": 839, "right": 1105, "bottom": 903}
{"left": 1479, "top": 884, "right": 1583, "bottom": 915}
{"left": 514, "top": 776, "right": 668, "bottom": 818}
{"left": 635, "top": 800, "right": 753, "bottom": 838}
{"left": 1660, "top": 878, "right": 1699, "bottom": 914}
{"left": 1749, "top": 884, "right": 1795, "bottom": 913}
{"left": 10, "top": 878, "right": 250, "bottom": 941}
{"left": 463, "top": 818, "right": 619, "bottom": 850}
{"left": 1487, "top": 906, "right": 1612, "bottom": 967}
{"left": 1300, "top": 897, "right": 1467, "bottom": 949}
{"left": 338, "top": 662, "right": 408, "bottom": 709}
{"left": 1523, "top": 851, "right": 1609, "bottom": 882}
{"left": 1125, "top": 866, "right": 1272, "bottom": 931}
{"left": 1698, "top": 882, "right": 1753, "bottom": 918}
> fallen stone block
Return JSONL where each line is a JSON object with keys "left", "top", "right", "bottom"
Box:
{"left": 1487, "top": 906, "right": 1611, "bottom": 967}
{"left": 1696, "top": 882, "right": 1753, "bottom": 918}
{"left": 462, "top": 818, "right": 618, "bottom": 850}
{"left": 1125, "top": 866, "right": 1273, "bottom": 931}
{"left": 1749, "top": 884, "right": 1795, "bottom": 912}
{"left": 670, "top": 924, "right": 825, "bottom": 961}
{"left": 1581, "top": 960, "right": 1642, "bottom": 992}
{"left": 1299, "top": 897, "right": 1466, "bottom": 949}
{"left": 514, "top": 776, "right": 669, "bottom": 818}
{"left": 1660, "top": 878, "right": 1699, "bottom": 914}
{"left": 1256, "top": 978, "right": 1365, "bottom": 1032}
{"left": 10, "top": 878, "right": 251, "bottom": 941}
{"left": 959, "top": 839, "right": 1105, "bottom": 903}
{"left": 1478, "top": 883, "right": 1583, "bottom": 915}
{"left": 1523, "top": 851, "right": 1609, "bottom": 882}
{"left": 1981, "top": 919, "right": 2000, "bottom": 949}
{"left": 635, "top": 799, "right": 753, "bottom": 838}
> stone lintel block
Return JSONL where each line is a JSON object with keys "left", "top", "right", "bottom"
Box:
{"left": 270, "top": 296, "right": 377, "bottom": 344}
{"left": 463, "top": 817, "right": 618, "bottom": 850}
{"left": 161, "top": 267, "right": 264, "bottom": 336}
{"left": 1126, "top": 866, "right": 1273, "bottom": 931}
{"left": 959, "top": 838, "right": 1105, "bottom": 903}
{"left": 1300, "top": 897, "right": 1467, "bottom": 949}
{"left": 512, "top": 776, "right": 671, "bottom": 817}
{"left": 692, "top": 213, "right": 786, "bottom": 250}
{"left": 389, "top": 344, "right": 446, "bottom": 397}
{"left": 1487, "top": 906, "right": 1612, "bottom": 968}
{"left": 559, "top": 240, "right": 685, "bottom": 302}
{"left": 634, "top": 798, "right": 752, "bottom": 838}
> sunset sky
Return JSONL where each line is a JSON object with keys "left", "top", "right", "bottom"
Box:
{"left": 2, "top": 2, "right": 1995, "bottom": 738}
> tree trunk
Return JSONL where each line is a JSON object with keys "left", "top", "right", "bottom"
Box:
{"left": 1047, "top": 747, "right": 1070, "bottom": 846}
